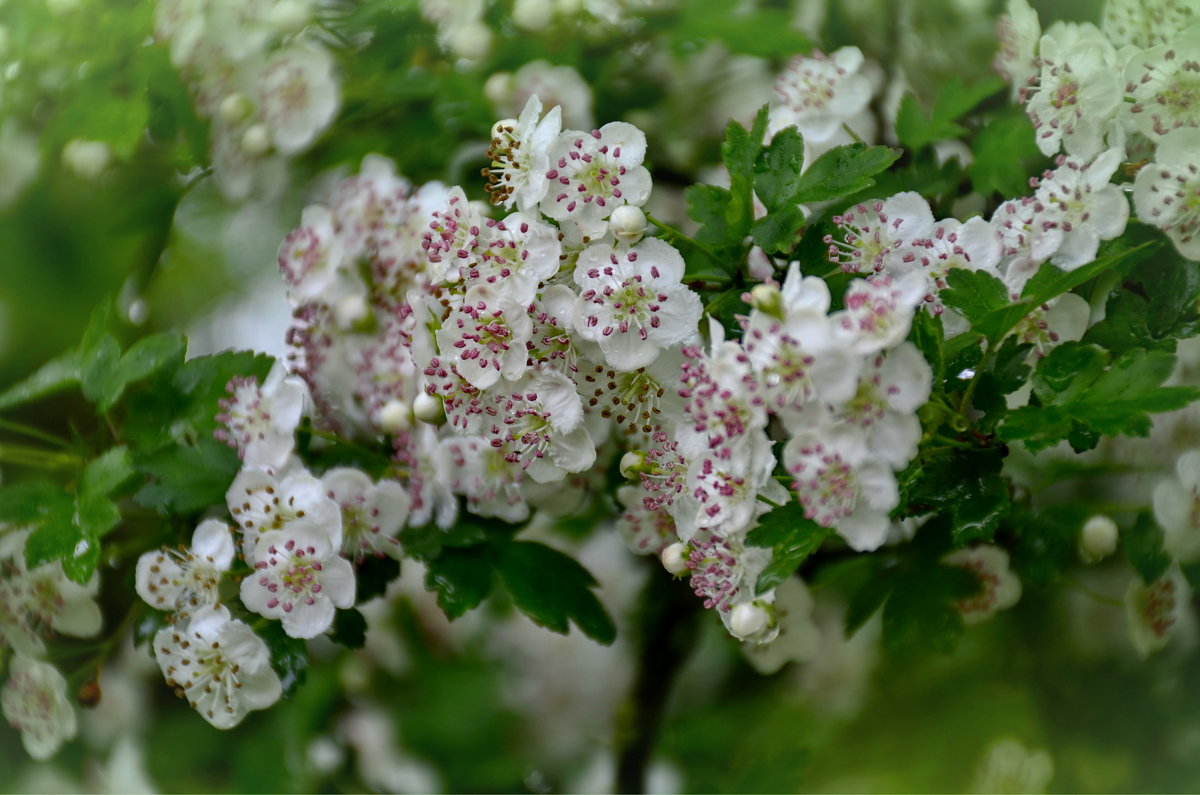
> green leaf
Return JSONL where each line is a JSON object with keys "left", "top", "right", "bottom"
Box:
{"left": 685, "top": 184, "right": 737, "bottom": 248}
{"left": 882, "top": 562, "right": 977, "bottom": 656}
{"left": 746, "top": 501, "right": 833, "bottom": 594}
{"left": 940, "top": 268, "right": 1009, "bottom": 325}
{"left": 1010, "top": 505, "right": 1088, "bottom": 586}
{"left": 355, "top": 555, "right": 401, "bottom": 603}
{"left": 1125, "top": 512, "right": 1171, "bottom": 585}
{"left": 968, "top": 111, "right": 1042, "bottom": 197}
{"left": 259, "top": 621, "right": 309, "bottom": 698}
{"left": 753, "top": 125, "right": 805, "bottom": 211}
{"left": 77, "top": 492, "right": 121, "bottom": 538}
{"left": 329, "top": 608, "right": 368, "bottom": 650}
{"left": 398, "top": 522, "right": 489, "bottom": 562}
{"left": 894, "top": 76, "right": 1004, "bottom": 151}
{"left": 719, "top": 108, "right": 768, "bottom": 242}
{"left": 0, "top": 351, "right": 82, "bottom": 411}
{"left": 909, "top": 308, "right": 945, "bottom": 385}
{"left": 1020, "top": 240, "right": 1161, "bottom": 309}
{"left": 671, "top": 0, "right": 812, "bottom": 57}
{"left": 791, "top": 143, "right": 901, "bottom": 204}
{"left": 81, "top": 446, "right": 134, "bottom": 499}
{"left": 134, "top": 438, "right": 241, "bottom": 514}
{"left": 750, "top": 205, "right": 808, "bottom": 255}
{"left": 425, "top": 545, "right": 494, "bottom": 620}
{"left": 23, "top": 508, "right": 79, "bottom": 571}
{"left": 1084, "top": 251, "right": 1200, "bottom": 354}
{"left": 495, "top": 541, "right": 616, "bottom": 645}
{"left": 80, "top": 334, "right": 123, "bottom": 407}
{"left": 899, "top": 448, "right": 1009, "bottom": 545}
{"left": 105, "top": 332, "right": 187, "bottom": 411}
{"left": 1003, "top": 345, "right": 1200, "bottom": 450}
{"left": 0, "top": 482, "right": 73, "bottom": 524}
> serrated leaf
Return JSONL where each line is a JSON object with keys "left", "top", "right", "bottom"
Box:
{"left": 495, "top": 541, "right": 616, "bottom": 645}
{"left": 1125, "top": 512, "right": 1171, "bottom": 585}
{"left": 0, "top": 482, "right": 73, "bottom": 524}
{"left": 909, "top": 310, "right": 945, "bottom": 385}
{"left": 134, "top": 438, "right": 241, "bottom": 514}
{"left": 749, "top": 205, "right": 807, "bottom": 255}
{"left": 900, "top": 448, "right": 1008, "bottom": 544}
{"left": 426, "top": 545, "right": 494, "bottom": 620}
{"left": 895, "top": 76, "right": 1004, "bottom": 151}
{"left": 719, "top": 108, "right": 767, "bottom": 242}
{"left": 746, "top": 501, "right": 833, "bottom": 594}
{"left": 0, "top": 351, "right": 82, "bottom": 411}
{"left": 103, "top": 332, "right": 186, "bottom": 411}
{"left": 77, "top": 492, "right": 121, "bottom": 538}
{"left": 685, "top": 184, "right": 736, "bottom": 248}
{"left": 258, "top": 621, "right": 309, "bottom": 698}
{"left": 81, "top": 446, "right": 134, "bottom": 499}
{"left": 81, "top": 334, "right": 123, "bottom": 408}
{"left": 1020, "top": 240, "right": 1160, "bottom": 309}
{"left": 753, "top": 125, "right": 805, "bottom": 211}
{"left": 329, "top": 607, "right": 368, "bottom": 649}
{"left": 355, "top": 555, "right": 401, "bottom": 603}
{"left": 23, "top": 508, "right": 79, "bottom": 571}
{"left": 791, "top": 143, "right": 901, "bottom": 204}
{"left": 968, "top": 111, "right": 1042, "bottom": 197}
{"left": 941, "top": 269, "right": 1009, "bottom": 325}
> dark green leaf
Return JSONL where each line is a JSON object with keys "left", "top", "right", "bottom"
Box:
{"left": 941, "top": 268, "right": 1009, "bottom": 325}
{"left": 791, "top": 143, "right": 901, "bottom": 204}
{"left": 81, "top": 446, "right": 134, "bottom": 499}
{"left": 909, "top": 310, "right": 945, "bottom": 385}
{"left": 685, "top": 184, "right": 737, "bottom": 248}
{"left": 749, "top": 205, "right": 808, "bottom": 255}
{"left": 968, "top": 111, "right": 1042, "bottom": 197}
{"left": 1010, "top": 504, "right": 1087, "bottom": 586}
{"left": 259, "top": 621, "right": 309, "bottom": 698}
{"left": 1085, "top": 252, "right": 1200, "bottom": 354}
{"left": 746, "top": 501, "right": 834, "bottom": 594}
{"left": 80, "top": 334, "right": 122, "bottom": 407}
{"left": 24, "top": 509, "right": 79, "bottom": 572}
{"left": 882, "top": 562, "right": 977, "bottom": 655}
{"left": 900, "top": 448, "right": 1009, "bottom": 545}
{"left": 753, "top": 126, "right": 805, "bottom": 211}
{"left": 1020, "top": 239, "right": 1161, "bottom": 308}
{"left": 355, "top": 555, "right": 401, "bottom": 603}
{"left": 0, "top": 482, "right": 73, "bottom": 524}
{"left": 720, "top": 109, "right": 767, "bottom": 242}
{"left": 426, "top": 545, "right": 494, "bottom": 619}
{"left": 895, "top": 76, "right": 1004, "bottom": 151}
{"left": 0, "top": 351, "right": 82, "bottom": 411}
{"left": 1125, "top": 512, "right": 1171, "bottom": 585}
{"left": 134, "top": 438, "right": 241, "bottom": 514}
{"left": 329, "top": 608, "right": 368, "bottom": 649}
{"left": 495, "top": 541, "right": 616, "bottom": 645}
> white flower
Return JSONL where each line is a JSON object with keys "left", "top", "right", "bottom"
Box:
{"left": 832, "top": 271, "right": 927, "bottom": 355}
{"left": 321, "top": 468, "right": 410, "bottom": 560}
{"left": 483, "top": 369, "right": 596, "bottom": 484}
{"left": 1033, "top": 148, "right": 1130, "bottom": 269}
{"left": 995, "top": 0, "right": 1042, "bottom": 99}
{"left": 277, "top": 204, "right": 347, "bottom": 304}
{"left": 1133, "top": 127, "right": 1200, "bottom": 259}
{"left": 1009, "top": 293, "right": 1090, "bottom": 356}
{"left": 784, "top": 424, "right": 899, "bottom": 552}
{"left": 1125, "top": 565, "right": 1193, "bottom": 657}
{"left": 442, "top": 436, "right": 529, "bottom": 522}
{"left": 616, "top": 484, "right": 677, "bottom": 556}
{"left": 969, "top": 737, "right": 1055, "bottom": 795}
{"left": 152, "top": 604, "right": 282, "bottom": 728}
{"left": 436, "top": 283, "right": 534, "bottom": 389}
{"left": 470, "top": 212, "right": 562, "bottom": 304}
{"left": 423, "top": 186, "right": 487, "bottom": 283}
{"left": 214, "top": 364, "right": 306, "bottom": 471}
{"left": 0, "top": 531, "right": 101, "bottom": 656}
{"left": 135, "top": 519, "right": 235, "bottom": 615}
{"left": 742, "top": 577, "right": 822, "bottom": 675}
{"left": 771, "top": 46, "right": 873, "bottom": 143}
{"left": 684, "top": 529, "right": 772, "bottom": 614}
{"left": 680, "top": 320, "right": 769, "bottom": 450}
{"left": 542, "top": 122, "right": 653, "bottom": 241}
{"left": 943, "top": 545, "right": 1022, "bottom": 625}
{"left": 1025, "top": 24, "right": 1123, "bottom": 158}
{"left": 678, "top": 429, "right": 786, "bottom": 540}
{"left": 897, "top": 216, "right": 1003, "bottom": 315}
{"left": 227, "top": 466, "right": 343, "bottom": 559}
{"left": 825, "top": 192, "right": 936, "bottom": 275}
{"left": 578, "top": 346, "right": 685, "bottom": 445}
{"left": 257, "top": 43, "right": 340, "bottom": 155}
{"left": 1103, "top": 0, "right": 1198, "bottom": 48}
{"left": 1126, "top": 25, "right": 1200, "bottom": 139}
{"left": 572, "top": 237, "right": 702, "bottom": 371}
{"left": 484, "top": 94, "right": 563, "bottom": 212}
{"left": 991, "top": 196, "right": 1065, "bottom": 287}
{"left": 1153, "top": 448, "right": 1200, "bottom": 561}
{"left": 832, "top": 342, "right": 932, "bottom": 469}
{"left": 2, "top": 655, "right": 76, "bottom": 760}
{"left": 240, "top": 523, "right": 356, "bottom": 638}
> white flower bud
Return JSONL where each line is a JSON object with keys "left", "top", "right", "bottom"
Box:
{"left": 661, "top": 542, "right": 688, "bottom": 575}
{"left": 447, "top": 20, "right": 492, "bottom": 61}
{"left": 378, "top": 399, "right": 411, "bottom": 434}
{"left": 490, "top": 118, "right": 518, "bottom": 140}
{"left": 412, "top": 391, "right": 446, "bottom": 426}
{"left": 513, "top": 0, "right": 553, "bottom": 30}
{"left": 219, "top": 93, "right": 253, "bottom": 125}
{"left": 267, "top": 0, "right": 311, "bottom": 34}
{"left": 1079, "top": 515, "right": 1119, "bottom": 563}
{"left": 61, "top": 139, "right": 111, "bottom": 180}
{"left": 730, "top": 602, "right": 769, "bottom": 640}
{"left": 748, "top": 283, "right": 783, "bottom": 317}
{"left": 333, "top": 293, "right": 369, "bottom": 329}
{"left": 619, "top": 451, "right": 644, "bottom": 480}
{"left": 483, "top": 72, "right": 513, "bottom": 107}
{"left": 241, "top": 124, "right": 272, "bottom": 157}
{"left": 609, "top": 205, "right": 647, "bottom": 243}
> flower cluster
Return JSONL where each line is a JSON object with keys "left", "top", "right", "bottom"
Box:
{"left": 154, "top": 0, "right": 342, "bottom": 200}
{"left": 998, "top": 0, "right": 1200, "bottom": 258}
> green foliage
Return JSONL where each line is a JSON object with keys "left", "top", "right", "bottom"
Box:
{"left": 1001, "top": 344, "right": 1200, "bottom": 451}
{"left": 134, "top": 438, "right": 242, "bottom": 514}
{"left": 789, "top": 143, "right": 901, "bottom": 204}
{"left": 258, "top": 621, "right": 310, "bottom": 699}
{"left": 895, "top": 76, "right": 1005, "bottom": 151}
{"left": 746, "top": 501, "right": 834, "bottom": 594}
{"left": 1009, "top": 504, "right": 1088, "bottom": 586}
{"left": 670, "top": 0, "right": 812, "bottom": 57}
{"left": 329, "top": 608, "right": 368, "bottom": 650}
{"left": 1124, "top": 513, "right": 1171, "bottom": 585}
{"left": 967, "top": 109, "right": 1043, "bottom": 197}
{"left": 355, "top": 555, "right": 402, "bottom": 603}
{"left": 1084, "top": 248, "right": 1200, "bottom": 354}
{"left": 425, "top": 545, "right": 495, "bottom": 619}
{"left": 900, "top": 447, "right": 1010, "bottom": 546}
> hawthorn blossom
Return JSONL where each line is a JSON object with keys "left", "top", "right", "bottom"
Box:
{"left": 680, "top": 320, "right": 768, "bottom": 451}
{"left": 678, "top": 429, "right": 787, "bottom": 540}
{"left": 257, "top": 43, "right": 340, "bottom": 155}
{"left": 943, "top": 545, "right": 1022, "bottom": 625}
{"left": 1153, "top": 448, "right": 1200, "bottom": 561}
{"left": 1103, "top": 0, "right": 1198, "bottom": 48}
{"left": 616, "top": 484, "right": 677, "bottom": 556}
{"left": 226, "top": 466, "right": 343, "bottom": 558}
{"left": 572, "top": 237, "right": 702, "bottom": 372}
{"left": 784, "top": 424, "right": 900, "bottom": 552}
{"left": 1125, "top": 566, "right": 1193, "bottom": 657}
{"left": 437, "top": 283, "right": 534, "bottom": 390}
{"left": 825, "top": 192, "right": 936, "bottom": 275}
{"left": 895, "top": 217, "right": 1003, "bottom": 314}
{"left": 152, "top": 605, "right": 282, "bottom": 728}
{"left": 995, "top": 0, "right": 1042, "bottom": 99}
{"left": 742, "top": 577, "right": 822, "bottom": 675}
{"left": 1133, "top": 127, "right": 1200, "bottom": 258}
{"left": 832, "top": 342, "right": 932, "bottom": 469}
{"left": 578, "top": 348, "right": 684, "bottom": 445}
{"left": 1025, "top": 25, "right": 1123, "bottom": 158}
{"left": 0, "top": 530, "right": 102, "bottom": 656}
{"left": 240, "top": 523, "right": 356, "bottom": 638}
{"left": 483, "top": 94, "right": 562, "bottom": 212}
{"left": 484, "top": 369, "right": 596, "bottom": 484}
{"left": 770, "top": 46, "right": 873, "bottom": 144}
{"left": 423, "top": 186, "right": 486, "bottom": 284}
{"left": 321, "top": 468, "right": 410, "bottom": 560}
{"left": 831, "top": 271, "right": 927, "bottom": 355}
{"left": 1033, "top": 148, "right": 1130, "bottom": 269}
{"left": 542, "top": 122, "right": 653, "bottom": 241}
{"left": 1009, "top": 293, "right": 1090, "bottom": 356}
{"left": 277, "top": 205, "right": 347, "bottom": 304}
{"left": 214, "top": 365, "right": 306, "bottom": 471}
{"left": 683, "top": 529, "right": 772, "bottom": 615}
{"left": 2, "top": 655, "right": 77, "bottom": 760}
{"left": 1126, "top": 25, "right": 1200, "bottom": 139}
{"left": 442, "top": 435, "right": 529, "bottom": 522}
{"left": 990, "top": 196, "right": 1065, "bottom": 287}
{"left": 135, "top": 519, "right": 235, "bottom": 615}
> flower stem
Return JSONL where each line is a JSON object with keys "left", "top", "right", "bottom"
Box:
{"left": 0, "top": 442, "right": 80, "bottom": 470}
{"left": 645, "top": 212, "right": 727, "bottom": 270}
{"left": 0, "top": 418, "right": 74, "bottom": 449}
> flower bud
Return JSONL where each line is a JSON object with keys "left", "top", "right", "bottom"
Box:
{"left": 730, "top": 602, "right": 769, "bottom": 640}
{"left": 413, "top": 391, "right": 446, "bottom": 426}
{"left": 490, "top": 118, "right": 518, "bottom": 141}
{"left": 241, "top": 124, "right": 272, "bottom": 157}
{"left": 748, "top": 283, "right": 783, "bottom": 317}
{"left": 62, "top": 139, "right": 111, "bottom": 180}
{"left": 619, "top": 451, "right": 645, "bottom": 480}
{"left": 1079, "top": 514, "right": 1119, "bottom": 563}
{"left": 661, "top": 542, "right": 688, "bottom": 575}
{"left": 447, "top": 20, "right": 492, "bottom": 62}
{"left": 268, "top": 0, "right": 311, "bottom": 34}
{"left": 609, "top": 205, "right": 647, "bottom": 243}
{"left": 484, "top": 73, "right": 513, "bottom": 107}
{"left": 513, "top": 0, "right": 553, "bottom": 31}
{"left": 219, "top": 92, "right": 253, "bottom": 125}
{"left": 333, "top": 293, "right": 369, "bottom": 329}
{"left": 378, "top": 399, "right": 411, "bottom": 434}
